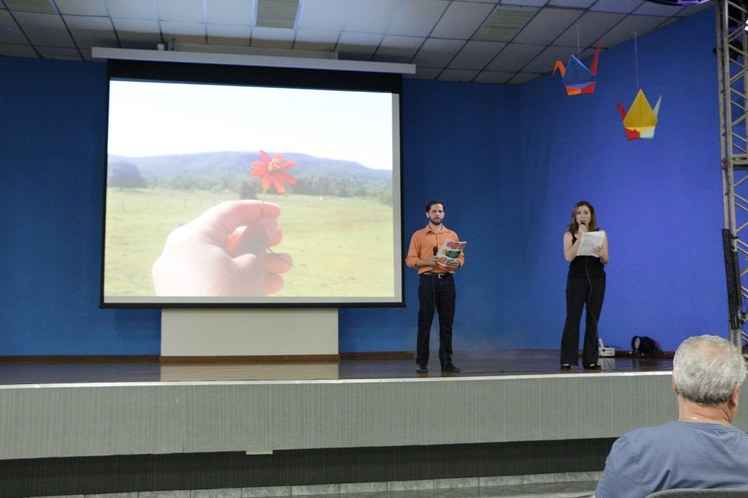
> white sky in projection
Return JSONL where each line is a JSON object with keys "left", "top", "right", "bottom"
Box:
{"left": 107, "top": 80, "right": 395, "bottom": 170}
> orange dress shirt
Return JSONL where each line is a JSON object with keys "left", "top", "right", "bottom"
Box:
{"left": 405, "top": 225, "right": 464, "bottom": 275}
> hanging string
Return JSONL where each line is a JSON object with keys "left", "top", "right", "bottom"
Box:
{"left": 634, "top": 31, "right": 639, "bottom": 88}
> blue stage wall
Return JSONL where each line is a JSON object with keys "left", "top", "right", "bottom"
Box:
{"left": 342, "top": 8, "right": 724, "bottom": 353}
{"left": 0, "top": 7, "right": 724, "bottom": 355}
{"left": 1, "top": 56, "right": 161, "bottom": 355}
{"left": 513, "top": 7, "right": 723, "bottom": 353}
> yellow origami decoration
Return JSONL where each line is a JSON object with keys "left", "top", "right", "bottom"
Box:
{"left": 616, "top": 89, "right": 662, "bottom": 140}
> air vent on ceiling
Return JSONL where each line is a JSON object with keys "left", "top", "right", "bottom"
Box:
{"left": 474, "top": 5, "right": 538, "bottom": 43}
{"left": 256, "top": 0, "right": 300, "bottom": 29}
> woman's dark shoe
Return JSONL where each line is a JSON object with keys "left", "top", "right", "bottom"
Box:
{"left": 583, "top": 364, "right": 601, "bottom": 370}
{"left": 561, "top": 364, "right": 571, "bottom": 370}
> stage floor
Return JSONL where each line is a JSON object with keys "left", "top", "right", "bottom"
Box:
{"left": 0, "top": 349, "right": 678, "bottom": 497}
{"left": 0, "top": 349, "right": 673, "bottom": 385}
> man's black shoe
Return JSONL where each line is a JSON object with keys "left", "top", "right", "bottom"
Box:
{"left": 416, "top": 363, "right": 428, "bottom": 373}
{"left": 442, "top": 363, "right": 460, "bottom": 373}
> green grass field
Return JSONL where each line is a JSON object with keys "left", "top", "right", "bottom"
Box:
{"left": 104, "top": 188, "right": 396, "bottom": 298}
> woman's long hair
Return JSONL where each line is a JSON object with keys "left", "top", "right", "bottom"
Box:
{"left": 567, "top": 200, "right": 599, "bottom": 234}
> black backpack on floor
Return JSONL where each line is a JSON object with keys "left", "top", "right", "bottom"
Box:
{"left": 631, "top": 336, "right": 661, "bottom": 357}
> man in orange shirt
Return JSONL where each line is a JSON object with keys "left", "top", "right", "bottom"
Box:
{"left": 405, "top": 200, "right": 464, "bottom": 374}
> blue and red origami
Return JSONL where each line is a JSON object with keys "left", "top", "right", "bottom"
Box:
{"left": 553, "top": 46, "right": 601, "bottom": 96}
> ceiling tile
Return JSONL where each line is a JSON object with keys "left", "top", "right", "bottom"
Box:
{"left": 160, "top": 20, "right": 206, "bottom": 44}
{"left": 513, "top": 7, "right": 582, "bottom": 45}
{"left": 431, "top": 1, "right": 495, "bottom": 39}
{"left": 343, "top": 0, "right": 399, "bottom": 33}
{"left": 64, "top": 15, "right": 116, "bottom": 49}
{"left": 294, "top": 40, "right": 337, "bottom": 52}
{"left": 597, "top": 14, "right": 668, "bottom": 49}
{"left": 206, "top": 0, "right": 255, "bottom": 25}
{"left": 337, "top": 31, "right": 381, "bottom": 59}
{"left": 376, "top": 34, "right": 422, "bottom": 63}
{"left": 251, "top": 25, "right": 293, "bottom": 41}
{"left": 105, "top": 0, "right": 158, "bottom": 20}
{"left": 500, "top": 0, "right": 548, "bottom": 7}
{"left": 554, "top": 11, "right": 625, "bottom": 48}
{"left": 157, "top": 0, "right": 205, "bottom": 23}
{"left": 0, "top": 10, "right": 25, "bottom": 44}
{"left": 412, "top": 37, "right": 465, "bottom": 68}
{"left": 297, "top": 0, "right": 348, "bottom": 31}
{"left": 81, "top": 48, "right": 99, "bottom": 60}
{"left": 473, "top": 70, "right": 514, "bottom": 84}
{"left": 507, "top": 71, "right": 541, "bottom": 84}
{"left": 5, "top": 0, "right": 56, "bottom": 15}
{"left": 251, "top": 26, "right": 294, "bottom": 49}
{"left": 412, "top": 66, "right": 441, "bottom": 79}
{"left": 589, "top": 0, "right": 646, "bottom": 15}
{"left": 250, "top": 40, "right": 293, "bottom": 51}
{"left": 438, "top": 68, "right": 480, "bottom": 82}
{"left": 525, "top": 43, "right": 587, "bottom": 73}
{"left": 111, "top": 18, "right": 162, "bottom": 47}
{"left": 0, "top": 43, "right": 37, "bottom": 57}
{"left": 294, "top": 29, "right": 338, "bottom": 51}
{"left": 35, "top": 45, "right": 81, "bottom": 59}
{"left": 207, "top": 23, "right": 252, "bottom": 44}
{"left": 634, "top": 2, "right": 686, "bottom": 16}
{"left": 677, "top": 3, "right": 713, "bottom": 18}
{"left": 55, "top": 0, "right": 108, "bottom": 16}
{"left": 548, "top": 0, "right": 594, "bottom": 7}
{"left": 485, "top": 42, "right": 544, "bottom": 71}
{"left": 14, "top": 11, "right": 75, "bottom": 47}
{"left": 387, "top": 0, "right": 448, "bottom": 37}
{"left": 526, "top": 44, "right": 573, "bottom": 72}
{"left": 449, "top": 40, "right": 506, "bottom": 70}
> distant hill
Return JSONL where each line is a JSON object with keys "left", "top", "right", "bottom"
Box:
{"left": 108, "top": 151, "right": 391, "bottom": 183}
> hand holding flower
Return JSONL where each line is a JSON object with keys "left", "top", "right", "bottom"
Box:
{"left": 152, "top": 200, "right": 292, "bottom": 297}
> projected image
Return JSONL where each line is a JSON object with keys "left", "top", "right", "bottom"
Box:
{"left": 103, "top": 79, "right": 401, "bottom": 305}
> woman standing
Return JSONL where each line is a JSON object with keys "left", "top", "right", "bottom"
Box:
{"left": 560, "top": 200, "right": 609, "bottom": 370}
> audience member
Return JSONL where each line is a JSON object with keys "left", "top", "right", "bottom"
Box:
{"left": 594, "top": 334, "right": 748, "bottom": 497}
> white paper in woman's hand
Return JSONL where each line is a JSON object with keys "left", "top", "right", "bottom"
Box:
{"left": 578, "top": 231, "right": 606, "bottom": 257}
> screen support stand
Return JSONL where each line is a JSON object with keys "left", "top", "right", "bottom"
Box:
{"left": 160, "top": 308, "right": 339, "bottom": 361}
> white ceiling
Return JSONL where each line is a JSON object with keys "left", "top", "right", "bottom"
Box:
{"left": 0, "top": 0, "right": 714, "bottom": 85}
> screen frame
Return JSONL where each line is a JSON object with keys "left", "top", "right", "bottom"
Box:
{"left": 100, "top": 59, "right": 405, "bottom": 309}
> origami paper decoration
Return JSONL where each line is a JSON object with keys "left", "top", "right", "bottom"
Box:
{"left": 553, "top": 46, "right": 601, "bottom": 95}
{"left": 616, "top": 89, "right": 662, "bottom": 140}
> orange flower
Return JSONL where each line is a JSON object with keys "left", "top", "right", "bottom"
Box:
{"left": 250, "top": 150, "right": 297, "bottom": 194}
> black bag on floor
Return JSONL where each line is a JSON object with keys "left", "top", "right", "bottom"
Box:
{"left": 631, "top": 336, "right": 661, "bottom": 357}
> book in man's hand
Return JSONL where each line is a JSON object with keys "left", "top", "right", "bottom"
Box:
{"left": 436, "top": 240, "right": 466, "bottom": 267}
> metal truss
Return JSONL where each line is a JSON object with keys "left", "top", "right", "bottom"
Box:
{"left": 718, "top": 0, "right": 748, "bottom": 352}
